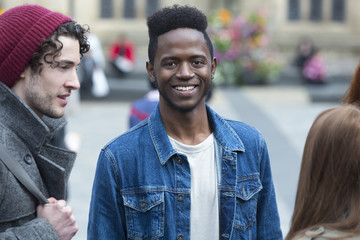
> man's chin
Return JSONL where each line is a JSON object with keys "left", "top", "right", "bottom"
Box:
{"left": 44, "top": 109, "right": 65, "bottom": 119}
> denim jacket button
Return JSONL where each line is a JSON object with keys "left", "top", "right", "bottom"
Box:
{"left": 177, "top": 194, "right": 184, "bottom": 202}
{"left": 24, "top": 154, "right": 32, "bottom": 164}
{"left": 176, "top": 158, "right": 182, "bottom": 164}
{"left": 177, "top": 234, "right": 184, "bottom": 240}
{"left": 140, "top": 197, "right": 146, "bottom": 208}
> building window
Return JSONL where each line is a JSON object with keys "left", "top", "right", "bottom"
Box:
{"left": 100, "top": 0, "right": 113, "bottom": 18}
{"left": 146, "top": 0, "right": 159, "bottom": 17}
{"left": 310, "top": 0, "right": 322, "bottom": 21}
{"left": 124, "top": 0, "right": 136, "bottom": 19}
{"left": 288, "top": 0, "right": 300, "bottom": 21}
{"left": 332, "top": 0, "right": 345, "bottom": 22}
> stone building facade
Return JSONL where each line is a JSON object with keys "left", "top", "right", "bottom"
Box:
{"left": 2, "top": 0, "right": 360, "bottom": 60}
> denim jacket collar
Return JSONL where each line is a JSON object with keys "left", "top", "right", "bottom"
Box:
{"left": 148, "top": 104, "right": 245, "bottom": 166}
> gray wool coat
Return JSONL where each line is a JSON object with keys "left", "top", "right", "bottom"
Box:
{"left": 0, "top": 82, "right": 76, "bottom": 239}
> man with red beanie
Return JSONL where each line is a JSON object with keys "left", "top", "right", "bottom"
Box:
{"left": 0, "top": 4, "right": 89, "bottom": 240}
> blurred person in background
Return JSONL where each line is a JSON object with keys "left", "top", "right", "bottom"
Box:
{"left": 129, "top": 77, "right": 159, "bottom": 128}
{"left": 108, "top": 34, "right": 136, "bottom": 76}
{"left": 0, "top": 4, "right": 89, "bottom": 239}
{"left": 88, "top": 4, "right": 282, "bottom": 239}
{"left": 80, "top": 33, "right": 109, "bottom": 99}
{"left": 286, "top": 105, "right": 360, "bottom": 239}
{"left": 294, "top": 36, "right": 326, "bottom": 84}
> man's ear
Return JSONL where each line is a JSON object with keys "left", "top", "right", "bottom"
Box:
{"left": 19, "top": 65, "right": 32, "bottom": 80}
{"left": 211, "top": 57, "right": 217, "bottom": 80}
{"left": 20, "top": 70, "right": 26, "bottom": 79}
{"left": 11, "top": 67, "right": 30, "bottom": 96}
{"left": 146, "top": 61, "right": 156, "bottom": 83}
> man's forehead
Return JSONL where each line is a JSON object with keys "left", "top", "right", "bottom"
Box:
{"left": 157, "top": 28, "right": 206, "bottom": 45}
{"left": 159, "top": 27, "right": 203, "bottom": 37}
{"left": 41, "top": 37, "right": 80, "bottom": 66}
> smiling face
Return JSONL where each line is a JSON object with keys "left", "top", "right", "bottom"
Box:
{"left": 147, "top": 28, "right": 216, "bottom": 114}
{"left": 19, "top": 36, "right": 80, "bottom": 118}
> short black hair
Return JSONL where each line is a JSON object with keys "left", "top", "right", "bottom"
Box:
{"left": 147, "top": 4, "right": 213, "bottom": 65}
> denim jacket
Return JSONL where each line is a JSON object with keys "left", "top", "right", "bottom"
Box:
{"left": 88, "top": 105, "right": 282, "bottom": 240}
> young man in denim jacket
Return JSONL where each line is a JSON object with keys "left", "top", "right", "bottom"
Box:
{"left": 88, "top": 5, "right": 282, "bottom": 239}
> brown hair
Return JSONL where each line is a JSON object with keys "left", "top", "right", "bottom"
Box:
{"left": 286, "top": 105, "right": 360, "bottom": 240}
{"left": 30, "top": 21, "right": 90, "bottom": 74}
{"left": 343, "top": 64, "right": 360, "bottom": 106}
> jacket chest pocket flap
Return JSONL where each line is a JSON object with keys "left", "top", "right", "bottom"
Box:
{"left": 123, "top": 192, "right": 165, "bottom": 239}
{"left": 234, "top": 174, "right": 263, "bottom": 230}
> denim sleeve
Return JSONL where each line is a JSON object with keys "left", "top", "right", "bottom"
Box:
{"left": 88, "top": 149, "right": 126, "bottom": 240}
{"left": 256, "top": 136, "right": 283, "bottom": 239}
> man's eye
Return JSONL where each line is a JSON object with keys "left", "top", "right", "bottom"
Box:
{"left": 59, "top": 65, "right": 69, "bottom": 69}
{"left": 193, "top": 60, "right": 204, "bottom": 66}
{"left": 165, "top": 62, "right": 176, "bottom": 67}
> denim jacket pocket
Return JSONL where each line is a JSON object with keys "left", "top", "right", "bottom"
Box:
{"left": 233, "top": 174, "right": 263, "bottom": 230}
{"left": 123, "top": 191, "right": 165, "bottom": 240}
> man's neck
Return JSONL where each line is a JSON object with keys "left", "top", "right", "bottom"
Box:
{"left": 160, "top": 105, "right": 212, "bottom": 145}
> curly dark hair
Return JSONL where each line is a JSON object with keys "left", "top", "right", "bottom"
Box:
{"left": 29, "top": 21, "right": 90, "bottom": 73}
{"left": 147, "top": 4, "right": 213, "bottom": 65}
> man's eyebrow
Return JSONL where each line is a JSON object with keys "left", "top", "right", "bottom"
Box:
{"left": 190, "top": 54, "right": 207, "bottom": 59}
{"left": 160, "top": 56, "right": 178, "bottom": 62}
{"left": 58, "top": 60, "right": 79, "bottom": 66}
{"left": 58, "top": 60, "right": 74, "bottom": 64}
{"left": 161, "top": 54, "right": 207, "bottom": 62}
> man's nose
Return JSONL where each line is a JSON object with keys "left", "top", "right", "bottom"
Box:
{"left": 66, "top": 69, "right": 80, "bottom": 90}
{"left": 176, "top": 63, "right": 194, "bottom": 79}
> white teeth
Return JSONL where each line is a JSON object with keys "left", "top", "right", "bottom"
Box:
{"left": 175, "top": 86, "right": 195, "bottom": 91}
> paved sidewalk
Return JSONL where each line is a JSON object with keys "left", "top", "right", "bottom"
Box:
{"left": 66, "top": 85, "right": 338, "bottom": 239}
{"left": 66, "top": 100, "right": 130, "bottom": 240}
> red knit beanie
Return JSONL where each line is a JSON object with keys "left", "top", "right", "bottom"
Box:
{"left": 0, "top": 4, "right": 72, "bottom": 87}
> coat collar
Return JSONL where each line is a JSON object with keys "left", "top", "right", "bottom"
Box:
{"left": 148, "top": 104, "right": 245, "bottom": 165}
{"left": 0, "top": 82, "right": 67, "bottom": 154}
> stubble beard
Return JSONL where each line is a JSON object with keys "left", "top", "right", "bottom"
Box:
{"left": 27, "top": 75, "right": 62, "bottom": 119}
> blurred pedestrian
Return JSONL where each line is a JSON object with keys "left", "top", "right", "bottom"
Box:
{"left": 343, "top": 63, "right": 360, "bottom": 106}
{"left": 129, "top": 77, "right": 159, "bottom": 128}
{"left": 0, "top": 4, "right": 89, "bottom": 239}
{"left": 108, "top": 34, "right": 136, "bottom": 75}
{"left": 80, "top": 33, "right": 109, "bottom": 99}
{"left": 286, "top": 105, "right": 360, "bottom": 239}
{"left": 88, "top": 4, "right": 282, "bottom": 239}
{"left": 294, "top": 36, "right": 326, "bottom": 84}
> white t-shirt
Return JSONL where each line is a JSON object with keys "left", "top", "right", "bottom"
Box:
{"left": 169, "top": 134, "right": 219, "bottom": 240}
